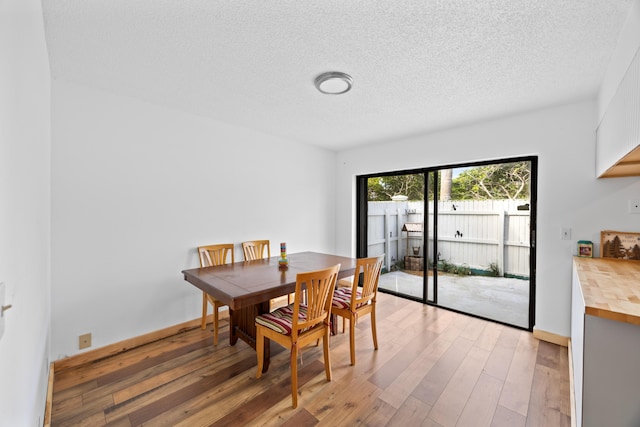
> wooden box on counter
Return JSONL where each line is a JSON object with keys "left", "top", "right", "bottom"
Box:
{"left": 600, "top": 230, "right": 640, "bottom": 260}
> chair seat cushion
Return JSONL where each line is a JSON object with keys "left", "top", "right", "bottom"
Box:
{"left": 337, "top": 277, "right": 353, "bottom": 288}
{"left": 332, "top": 288, "right": 366, "bottom": 310}
{"left": 255, "top": 304, "right": 308, "bottom": 335}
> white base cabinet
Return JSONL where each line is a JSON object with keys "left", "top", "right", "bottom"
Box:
{"left": 571, "top": 264, "right": 640, "bottom": 427}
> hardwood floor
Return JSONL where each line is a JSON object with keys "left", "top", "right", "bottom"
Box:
{"left": 50, "top": 293, "right": 571, "bottom": 426}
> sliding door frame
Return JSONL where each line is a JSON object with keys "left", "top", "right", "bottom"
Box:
{"left": 356, "top": 156, "right": 537, "bottom": 331}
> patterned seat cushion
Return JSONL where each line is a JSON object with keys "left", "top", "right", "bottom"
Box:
{"left": 255, "top": 304, "right": 308, "bottom": 335}
{"left": 332, "top": 288, "right": 366, "bottom": 310}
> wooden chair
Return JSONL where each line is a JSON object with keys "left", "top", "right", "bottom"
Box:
{"left": 331, "top": 255, "right": 384, "bottom": 365}
{"left": 197, "top": 243, "right": 234, "bottom": 345}
{"left": 243, "top": 240, "right": 293, "bottom": 308}
{"left": 255, "top": 263, "right": 341, "bottom": 408}
{"left": 241, "top": 240, "right": 271, "bottom": 261}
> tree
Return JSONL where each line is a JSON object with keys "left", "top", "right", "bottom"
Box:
{"left": 368, "top": 174, "right": 424, "bottom": 201}
{"left": 451, "top": 162, "right": 530, "bottom": 200}
{"left": 440, "top": 169, "right": 453, "bottom": 201}
{"left": 603, "top": 236, "right": 623, "bottom": 258}
{"left": 367, "top": 162, "right": 530, "bottom": 202}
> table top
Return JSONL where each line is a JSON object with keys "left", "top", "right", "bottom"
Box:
{"left": 573, "top": 257, "right": 640, "bottom": 325}
{"left": 182, "top": 251, "right": 357, "bottom": 310}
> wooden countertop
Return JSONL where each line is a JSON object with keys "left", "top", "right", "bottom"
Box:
{"left": 573, "top": 257, "right": 640, "bottom": 325}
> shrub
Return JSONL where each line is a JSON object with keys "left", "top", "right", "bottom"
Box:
{"left": 438, "top": 260, "right": 471, "bottom": 276}
{"left": 488, "top": 262, "right": 500, "bottom": 276}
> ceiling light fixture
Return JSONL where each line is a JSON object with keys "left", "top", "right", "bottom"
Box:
{"left": 314, "top": 71, "right": 353, "bottom": 95}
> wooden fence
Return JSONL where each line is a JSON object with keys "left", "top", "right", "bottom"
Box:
{"left": 367, "top": 200, "right": 530, "bottom": 278}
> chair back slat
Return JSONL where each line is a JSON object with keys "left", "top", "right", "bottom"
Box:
{"left": 351, "top": 255, "right": 384, "bottom": 308}
{"left": 292, "top": 264, "right": 340, "bottom": 338}
{"left": 242, "top": 240, "right": 271, "bottom": 261}
{"left": 198, "top": 244, "right": 234, "bottom": 268}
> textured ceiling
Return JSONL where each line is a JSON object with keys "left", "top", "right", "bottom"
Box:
{"left": 41, "top": 1, "right": 633, "bottom": 150}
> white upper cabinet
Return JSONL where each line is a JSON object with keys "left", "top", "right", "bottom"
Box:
{"left": 596, "top": 44, "right": 640, "bottom": 178}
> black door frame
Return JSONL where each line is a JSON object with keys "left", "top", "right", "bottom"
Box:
{"left": 356, "top": 156, "right": 537, "bottom": 331}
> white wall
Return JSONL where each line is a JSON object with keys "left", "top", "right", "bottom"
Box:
{"left": 50, "top": 80, "right": 337, "bottom": 359}
{"left": 0, "top": 0, "right": 52, "bottom": 425}
{"left": 335, "top": 100, "right": 640, "bottom": 337}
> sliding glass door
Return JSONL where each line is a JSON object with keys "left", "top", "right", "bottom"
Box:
{"left": 357, "top": 158, "right": 536, "bottom": 330}
{"left": 365, "top": 172, "right": 426, "bottom": 300}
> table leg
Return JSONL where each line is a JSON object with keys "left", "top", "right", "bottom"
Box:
{"left": 229, "top": 308, "right": 239, "bottom": 346}
{"left": 229, "top": 302, "right": 272, "bottom": 372}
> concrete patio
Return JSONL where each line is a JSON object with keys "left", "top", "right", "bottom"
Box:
{"left": 378, "top": 270, "right": 529, "bottom": 328}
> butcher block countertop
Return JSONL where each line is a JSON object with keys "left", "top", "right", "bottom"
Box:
{"left": 574, "top": 257, "right": 640, "bottom": 325}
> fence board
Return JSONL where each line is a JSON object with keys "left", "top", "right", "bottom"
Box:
{"left": 367, "top": 200, "right": 530, "bottom": 278}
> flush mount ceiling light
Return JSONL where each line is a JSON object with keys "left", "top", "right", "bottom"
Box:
{"left": 314, "top": 71, "right": 353, "bottom": 95}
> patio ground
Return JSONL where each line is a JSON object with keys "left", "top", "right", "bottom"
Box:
{"left": 378, "top": 270, "right": 529, "bottom": 328}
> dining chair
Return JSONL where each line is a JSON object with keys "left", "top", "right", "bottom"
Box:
{"left": 255, "top": 263, "right": 341, "bottom": 408}
{"left": 331, "top": 255, "right": 384, "bottom": 366}
{"left": 243, "top": 239, "right": 293, "bottom": 308}
{"left": 197, "top": 243, "right": 235, "bottom": 345}
{"left": 241, "top": 240, "right": 271, "bottom": 261}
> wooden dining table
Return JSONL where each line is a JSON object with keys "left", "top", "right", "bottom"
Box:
{"left": 182, "top": 251, "right": 357, "bottom": 372}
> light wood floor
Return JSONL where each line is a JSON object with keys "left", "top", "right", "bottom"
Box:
{"left": 51, "top": 293, "right": 571, "bottom": 426}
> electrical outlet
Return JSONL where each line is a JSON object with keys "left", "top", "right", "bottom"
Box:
{"left": 628, "top": 200, "right": 640, "bottom": 214}
{"left": 561, "top": 227, "right": 571, "bottom": 240}
{"left": 79, "top": 333, "right": 92, "bottom": 349}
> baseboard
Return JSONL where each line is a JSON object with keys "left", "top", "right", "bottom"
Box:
{"left": 43, "top": 362, "right": 54, "bottom": 427}
{"left": 53, "top": 313, "right": 228, "bottom": 372}
{"left": 532, "top": 328, "right": 569, "bottom": 347}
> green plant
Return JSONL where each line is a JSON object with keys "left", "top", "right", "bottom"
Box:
{"left": 438, "top": 259, "right": 453, "bottom": 273}
{"left": 488, "top": 262, "right": 500, "bottom": 277}
{"left": 438, "top": 260, "right": 471, "bottom": 276}
{"left": 454, "top": 264, "right": 471, "bottom": 276}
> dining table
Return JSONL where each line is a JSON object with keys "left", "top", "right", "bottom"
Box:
{"left": 182, "top": 251, "right": 357, "bottom": 372}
